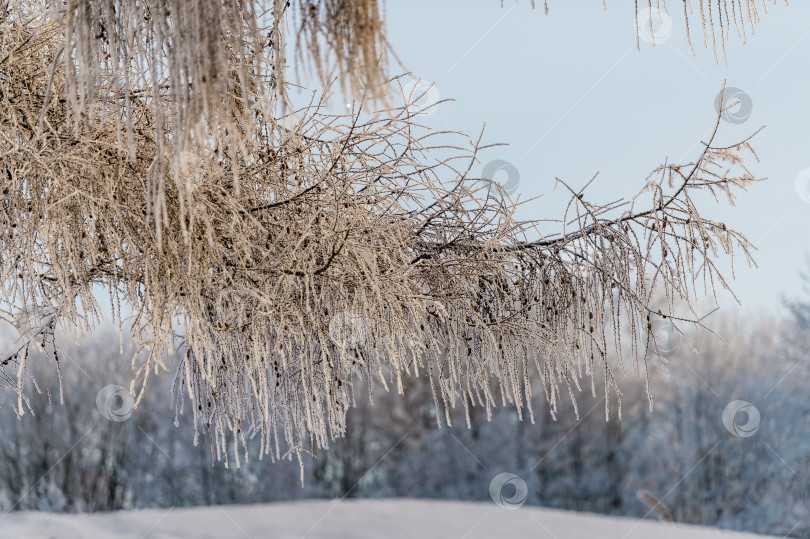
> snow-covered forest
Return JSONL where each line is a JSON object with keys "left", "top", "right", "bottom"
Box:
{"left": 3, "top": 290, "right": 810, "bottom": 535}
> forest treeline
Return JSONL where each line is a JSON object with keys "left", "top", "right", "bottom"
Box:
{"left": 1, "top": 283, "right": 809, "bottom": 537}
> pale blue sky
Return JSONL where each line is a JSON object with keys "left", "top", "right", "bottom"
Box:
{"left": 381, "top": 1, "right": 810, "bottom": 312}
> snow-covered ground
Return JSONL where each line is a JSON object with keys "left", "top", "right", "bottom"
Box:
{"left": 0, "top": 499, "right": 775, "bottom": 539}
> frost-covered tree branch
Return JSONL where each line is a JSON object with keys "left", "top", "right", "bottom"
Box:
{"left": 49, "top": 0, "right": 788, "bottom": 160}
{"left": 632, "top": 0, "right": 789, "bottom": 63}
{"left": 0, "top": 1, "right": 765, "bottom": 471}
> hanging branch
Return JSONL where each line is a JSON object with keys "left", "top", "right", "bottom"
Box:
{"left": 0, "top": 2, "right": 762, "bottom": 472}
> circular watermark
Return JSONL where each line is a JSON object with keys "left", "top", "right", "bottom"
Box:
{"left": 722, "top": 400, "right": 760, "bottom": 438}
{"left": 489, "top": 472, "right": 528, "bottom": 510}
{"left": 181, "top": 465, "right": 207, "bottom": 501}
{"left": 401, "top": 78, "right": 440, "bottom": 117}
{"left": 328, "top": 311, "right": 369, "bottom": 350}
{"left": 158, "top": 464, "right": 209, "bottom": 504}
{"left": 715, "top": 87, "right": 753, "bottom": 124}
{"left": 794, "top": 168, "right": 810, "bottom": 203}
{"left": 482, "top": 159, "right": 520, "bottom": 197}
{"left": 646, "top": 320, "right": 681, "bottom": 356}
{"left": 636, "top": 7, "right": 673, "bottom": 44}
{"left": 96, "top": 384, "right": 135, "bottom": 422}
{"left": 405, "top": 388, "right": 439, "bottom": 429}
{"left": 170, "top": 150, "right": 207, "bottom": 186}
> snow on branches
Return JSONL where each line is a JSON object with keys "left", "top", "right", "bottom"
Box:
{"left": 634, "top": 0, "right": 788, "bottom": 63}
{"left": 0, "top": 1, "right": 762, "bottom": 470}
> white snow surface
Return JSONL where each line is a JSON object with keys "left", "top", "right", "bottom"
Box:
{"left": 0, "top": 499, "right": 777, "bottom": 538}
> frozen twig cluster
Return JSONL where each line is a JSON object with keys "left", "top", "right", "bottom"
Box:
{"left": 0, "top": 1, "right": 763, "bottom": 471}
{"left": 634, "top": 0, "right": 788, "bottom": 61}
{"left": 59, "top": 0, "right": 388, "bottom": 165}
{"left": 30, "top": 0, "right": 789, "bottom": 168}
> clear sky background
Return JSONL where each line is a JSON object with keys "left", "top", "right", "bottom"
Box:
{"left": 378, "top": 1, "right": 810, "bottom": 314}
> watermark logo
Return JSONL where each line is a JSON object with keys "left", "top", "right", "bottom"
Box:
{"left": 715, "top": 87, "right": 753, "bottom": 124}
{"left": 722, "top": 400, "right": 760, "bottom": 437}
{"left": 406, "top": 388, "right": 439, "bottom": 428}
{"left": 96, "top": 384, "right": 135, "bottom": 422}
{"left": 401, "top": 78, "right": 440, "bottom": 116}
{"left": 636, "top": 7, "right": 673, "bottom": 44}
{"left": 182, "top": 465, "right": 207, "bottom": 501}
{"left": 646, "top": 320, "right": 681, "bottom": 356}
{"left": 170, "top": 150, "right": 207, "bottom": 187}
{"left": 794, "top": 168, "right": 810, "bottom": 203}
{"left": 482, "top": 159, "right": 520, "bottom": 198}
{"left": 489, "top": 472, "right": 528, "bottom": 510}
